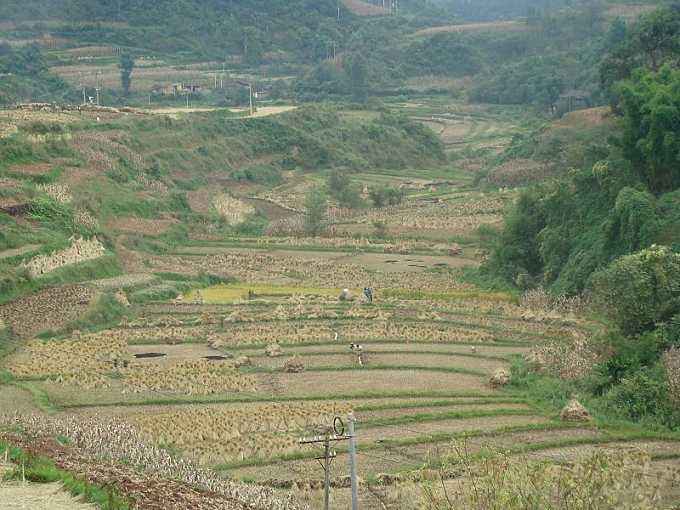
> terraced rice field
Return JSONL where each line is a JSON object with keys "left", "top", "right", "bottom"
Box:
{"left": 2, "top": 100, "right": 679, "bottom": 508}
{"left": 5, "top": 277, "right": 646, "bottom": 504}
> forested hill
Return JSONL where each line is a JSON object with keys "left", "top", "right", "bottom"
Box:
{"left": 0, "top": 0, "right": 354, "bottom": 62}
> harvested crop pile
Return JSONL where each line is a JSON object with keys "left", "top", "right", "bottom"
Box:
{"left": 73, "top": 209, "right": 99, "bottom": 229}
{"left": 5, "top": 335, "right": 129, "bottom": 388}
{"left": 212, "top": 194, "right": 255, "bottom": 226}
{"left": 131, "top": 402, "right": 351, "bottom": 463}
{"left": 22, "top": 237, "right": 106, "bottom": 277}
{"left": 121, "top": 359, "right": 256, "bottom": 395}
{"left": 209, "top": 319, "right": 493, "bottom": 347}
{"left": 5, "top": 333, "right": 254, "bottom": 394}
{"left": 527, "top": 331, "right": 602, "bottom": 380}
{"left": 560, "top": 399, "right": 591, "bottom": 422}
{"left": 0, "top": 285, "right": 96, "bottom": 338}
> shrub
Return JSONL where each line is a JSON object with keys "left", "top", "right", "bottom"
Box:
{"left": 369, "top": 186, "right": 404, "bottom": 207}
{"left": 303, "top": 188, "right": 327, "bottom": 235}
{"left": 591, "top": 245, "right": 680, "bottom": 335}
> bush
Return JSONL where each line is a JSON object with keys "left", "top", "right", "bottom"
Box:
{"left": 591, "top": 245, "right": 680, "bottom": 335}
{"left": 602, "top": 363, "right": 679, "bottom": 426}
{"left": 129, "top": 282, "right": 192, "bottom": 304}
{"left": 369, "top": 186, "right": 404, "bottom": 207}
{"left": 303, "top": 188, "right": 327, "bottom": 235}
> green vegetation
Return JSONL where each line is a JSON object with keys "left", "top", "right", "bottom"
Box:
{"left": 0, "top": 43, "right": 75, "bottom": 105}
{"left": 485, "top": 5, "right": 680, "bottom": 430}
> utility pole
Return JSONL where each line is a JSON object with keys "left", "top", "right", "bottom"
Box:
{"left": 348, "top": 413, "right": 359, "bottom": 510}
{"left": 323, "top": 437, "right": 331, "bottom": 510}
{"left": 95, "top": 71, "right": 100, "bottom": 105}
{"left": 249, "top": 83, "right": 253, "bottom": 116}
{"left": 298, "top": 416, "right": 357, "bottom": 510}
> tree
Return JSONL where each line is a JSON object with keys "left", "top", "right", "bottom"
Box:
{"left": 346, "top": 53, "right": 368, "bottom": 103}
{"left": 369, "top": 186, "right": 404, "bottom": 207}
{"left": 304, "top": 188, "right": 327, "bottom": 235}
{"left": 617, "top": 65, "right": 680, "bottom": 194}
{"left": 326, "top": 169, "right": 363, "bottom": 208}
{"left": 120, "top": 53, "right": 135, "bottom": 96}
{"left": 600, "top": 5, "right": 680, "bottom": 100}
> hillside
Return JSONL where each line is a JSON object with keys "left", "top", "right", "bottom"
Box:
{"left": 2, "top": 2, "right": 680, "bottom": 510}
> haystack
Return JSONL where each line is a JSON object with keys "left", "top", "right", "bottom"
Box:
{"left": 339, "top": 289, "right": 354, "bottom": 302}
{"left": 234, "top": 356, "right": 251, "bottom": 368}
{"left": 114, "top": 290, "right": 130, "bottom": 307}
{"left": 560, "top": 399, "right": 591, "bottom": 422}
{"left": 265, "top": 343, "right": 284, "bottom": 357}
{"left": 283, "top": 356, "right": 304, "bottom": 373}
{"left": 489, "top": 368, "right": 510, "bottom": 388}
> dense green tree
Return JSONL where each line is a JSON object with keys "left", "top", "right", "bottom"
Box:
{"left": 119, "top": 53, "right": 135, "bottom": 96}
{"left": 600, "top": 5, "right": 680, "bottom": 99}
{"left": 347, "top": 54, "right": 368, "bottom": 103}
{"left": 591, "top": 246, "right": 680, "bottom": 335}
{"left": 304, "top": 188, "right": 328, "bottom": 235}
{"left": 617, "top": 65, "right": 680, "bottom": 194}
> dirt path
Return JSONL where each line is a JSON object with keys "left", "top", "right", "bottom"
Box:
{"left": 0, "top": 461, "right": 95, "bottom": 510}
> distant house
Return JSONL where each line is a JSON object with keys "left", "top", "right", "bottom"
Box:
{"left": 558, "top": 89, "right": 592, "bottom": 114}
{"left": 153, "top": 83, "right": 203, "bottom": 96}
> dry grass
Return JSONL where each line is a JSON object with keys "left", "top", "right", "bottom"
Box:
{"left": 414, "top": 21, "right": 530, "bottom": 37}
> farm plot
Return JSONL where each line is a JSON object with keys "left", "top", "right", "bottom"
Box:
{"left": 344, "top": 199, "right": 506, "bottom": 235}
{"left": 3, "top": 333, "right": 255, "bottom": 396}
{"left": 206, "top": 319, "right": 497, "bottom": 347}
{"left": 129, "top": 250, "right": 476, "bottom": 291}
{"left": 250, "top": 352, "right": 508, "bottom": 374}
{"left": 0, "top": 285, "right": 96, "bottom": 338}
{"left": 127, "top": 401, "right": 352, "bottom": 464}
{"left": 270, "top": 369, "right": 491, "bottom": 397}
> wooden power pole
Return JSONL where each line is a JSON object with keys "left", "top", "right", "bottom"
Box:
{"left": 298, "top": 415, "right": 358, "bottom": 510}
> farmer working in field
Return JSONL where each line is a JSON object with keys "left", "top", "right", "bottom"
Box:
{"left": 363, "top": 287, "right": 373, "bottom": 303}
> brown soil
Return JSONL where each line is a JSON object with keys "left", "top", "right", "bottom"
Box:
{"left": 341, "top": 0, "right": 389, "bottom": 15}
{"left": 0, "top": 480, "right": 97, "bottom": 510}
{"left": 251, "top": 353, "right": 507, "bottom": 373}
{"left": 268, "top": 369, "right": 491, "bottom": 397}
{"left": 106, "top": 216, "right": 177, "bottom": 236}
{"left": 8, "top": 163, "right": 53, "bottom": 175}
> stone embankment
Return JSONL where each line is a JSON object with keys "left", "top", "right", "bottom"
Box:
{"left": 22, "top": 237, "right": 106, "bottom": 277}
